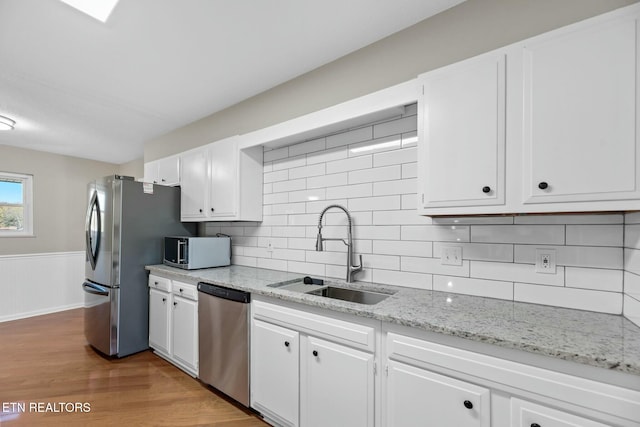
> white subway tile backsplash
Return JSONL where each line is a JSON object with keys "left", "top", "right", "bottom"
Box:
{"left": 308, "top": 172, "right": 347, "bottom": 189}
{"left": 623, "top": 295, "right": 640, "bottom": 327}
{"left": 514, "top": 214, "right": 623, "bottom": 225}
{"left": 349, "top": 165, "right": 401, "bottom": 184}
{"left": 373, "top": 269, "right": 432, "bottom": 290}
{"left": 372, "top": 210, "right": 432, "bottom": 226}
{"left": 373, "top": 116, "right": 417, "bottom": 138}
{"left": 625, "top": 224, "right": 640, "bottom": 249}
{"left": 471, "top": 261, "right": 564, "bottom": 286}
{"left": 373, "top": 178, "right": 416, "bottom": 196}
{"left": 401, "top": 162, "right": 417, "bottom": 179}
{"left": 348, "top": 195, "right": 401, "bottom": 212}
{"left": 326, "top": 126, "right": 372, "bottom": 149}
{"left": 373, "top": 240, "right": 433, "bottom": 257}
{"left": 307, "top": 146, "right": 348, "bottom": 165}
{"left": 326, "top": 155, "right": 372, "bottom": 174}
{"left": 289, "top": 137, "right": 325, "bottom": 157}
{"left": 273, "top": 178, "right": 306, "bottom": 193}
{"left": 566, "top": 225, "right": 623, "bottom": 247}
{"left": 222, "top": 109, "right": 627, "bottom": 315}
{"left": 402, "top": 257, "right": 470, "bottom": 277}
{"left": 472, "top": 225, "right": 565, "bottom": 245}
{"left": 263, "top": 147, "right": 289, "bottom": 162}
{"left": 515, "top": 245, "right": 623, "bottom": 269}
{"left": 373, "top": 147, "right": 417, "bottom": 167}
{"left": 433, "top": 242, "right": 513, "bottom": 262}
{"left": 289, "top": 163, "right": 326, "bottom": 179}
{"left": 433, "top": 276, "right": 513, "bottom": 300}
{"left": 625, "top": 271, "right": 640, "bottom": 299}
{"left": 514, "top": 283, "right": 622, "bottom": 314}
{"left": 326, "top": 183, "right": 372, "bottom": 200}
{"left": 401, "top": 225, "right": 469, "bottom": 242}
{"left": 565, "top": 267, "right": 623, "bottom": 292}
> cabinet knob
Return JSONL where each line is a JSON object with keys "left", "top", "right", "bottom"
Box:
{"left": 284, "top": 341, "right": 290, "bottom": 348}
{"left": 211, "top": 208, "right": 215, "bottom": 212}
{"left": 162, "top": 297, "right": 166, "bottom": 302}
{"left": 538, "top": 182, "right": 549, "bottom": 190}
{"left": 161, "top": 178, "right": 166, "bottom": 182}
{"left": 173, "top": 301, "right": 177, "bottom": 306}
{"left": 482, "top": 186, "right": 491, "bottom": 194}
{"left": 531, "top": 424, "right": 541, "bottom": 427}
{"left": 179, "top": 288, "right": 183, "bottom": 293}
{"left": 199, "top": 209, "right": 203, "bottom": 213}
{"left": 312, "top": 350, "right": 318, "bottom": 357}
{"left": 154, "top": 281, "right": 159, "bottom": 285}
{"left": 463, "top": 400, "right": 473, "bottom": 409}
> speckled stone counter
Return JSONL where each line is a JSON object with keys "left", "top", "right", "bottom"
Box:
{"left": 146, "top": 264, "right": 640, "bottom": 377}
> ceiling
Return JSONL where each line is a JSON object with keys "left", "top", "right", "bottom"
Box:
{"left": 0, "top": 0, "right": 465, "bottom": 165}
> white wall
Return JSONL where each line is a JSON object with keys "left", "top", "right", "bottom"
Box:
{"left": 207, "top": 108, "right": 625, "bottom": 315}
{"left": 0, "top": 252, "right": 85, "bottom": 322}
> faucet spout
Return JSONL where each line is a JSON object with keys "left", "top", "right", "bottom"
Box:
{"left": 315, "top": 204, "right": 363, "bottom": 283}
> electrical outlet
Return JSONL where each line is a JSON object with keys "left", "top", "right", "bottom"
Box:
{"left": 535, "top": 248, "right": 556, "bottom": 274}
{"left": 441, "top": 246, "right": 462, "bottom": 266}
{"left": 266, "top": 240, "right": 274, "bottom": 252}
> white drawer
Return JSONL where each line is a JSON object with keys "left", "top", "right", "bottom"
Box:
{"left": 172, "top": 281, "right": 197, "bottom": 300}
{"left": 148, "top": 274, "right": 171, "bottom": 292}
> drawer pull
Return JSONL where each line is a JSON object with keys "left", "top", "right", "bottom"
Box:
{"left": 531, "top": 424, "right": 541, "bottom": 427}
{"left": 312, "top": 350, "right": 318, "bottom": 357}
{"left": 463, "top": 400, "right": 473, "bottom": 409}
{"left": 538, "top": 181, "right": 549, "bottom": 190}
{"left": 284, "top": 341, "right": 290, "bottom": 348}
{"left": 482, "top": 186, "right": 491, "bottom": 193}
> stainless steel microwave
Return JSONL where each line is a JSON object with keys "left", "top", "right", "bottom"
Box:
{"left": 163, "top": 236, "right": 231, "bottom": 270}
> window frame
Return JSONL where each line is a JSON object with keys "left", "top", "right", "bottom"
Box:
{"left": 0, "top": 172, "right": 34, "bottom": 237}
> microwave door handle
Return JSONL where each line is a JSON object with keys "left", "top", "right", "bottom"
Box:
{"left": 177, "top": 240, "right": 186, "bottom": 264}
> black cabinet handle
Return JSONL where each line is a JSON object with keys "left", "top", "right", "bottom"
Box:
{"left": 173, "top": 301, "right": 177, "bottom": 306}
{"left": 199, "top": 209, "right": 203, "bottom": 213}
{"left": 463, "top": 400, "right": 473, "bottom": 409}
{"left": 538, "top": 182, "right": 549, "bottom": 190}
{"left": 312, "top": 350, "right": 318, "bottom": 357}
{"left": 482, "top": 186, "right": 491, "bottom": 193}
{"left": 179, "top": 288, "right": 183, "bottom": 293}
{"left": 531, "top": 424, "right": 541, "bottom": 427}
{"left": 161, "top": 178, "right": 166, "bottom": 182}
{"left": 284, "top": 341, "right": 290, "bottom": 348}
{"left": 211, "top": 208, "right": 215, "bottom": 212}
{"left": 162, "top": 297, "right": 166, "bottom": 302}
{"left": 154, "top": 281, "right": 159, "bottom": 285}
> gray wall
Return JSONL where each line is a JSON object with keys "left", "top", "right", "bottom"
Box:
{"left": 119, "top": 157, "right": 144, "bottom": 180}
{"left": 145, "top": 0, "right": 638, "bottom": 161}
{"left": 0, "top": 145, "right": 118, "bottom": 255}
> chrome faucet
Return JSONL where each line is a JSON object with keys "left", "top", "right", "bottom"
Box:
{"left": 315, "top": 204, "right": 363, "bottom": 283}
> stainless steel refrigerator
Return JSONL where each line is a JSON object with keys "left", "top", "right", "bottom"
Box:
{"left": 82, "top": 175, "right": 195, "bottom": 357}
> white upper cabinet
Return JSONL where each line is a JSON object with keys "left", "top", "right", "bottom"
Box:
{"left": 418, "top": 52, "right": 506, "bottom": 209}
{"left": 418, "top": 5, "right": 640, "bottom": 215}
{"left": 143, "top": 155, "right": 180, "bottom": 186}
{"left": 180, "top": 136, "right": 263, "bottom": 222}
{"left": 520, "top": 16, "right": 639, "bottom": 205}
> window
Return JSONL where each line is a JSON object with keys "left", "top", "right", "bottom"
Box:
{"left": 0, "top": 172, "right": 33, "bottom": 236}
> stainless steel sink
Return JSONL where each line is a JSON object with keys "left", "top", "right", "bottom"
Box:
{"left": 306, "top": 286, "right": 390, "bottom": 305}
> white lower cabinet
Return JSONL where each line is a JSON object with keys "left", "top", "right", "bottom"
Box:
{"left": 386, "top": 360, "right": 489, "bottom": 427}
{"left": 148, "top": 274, "right": 198, "bottom": 377}
{"left": 302, "top": 336, "right": 374, "bottom": 427}
{"left": 250, "top": 297, "right": 377, "bottom": 427}
{"left": 511, "top": 398, "right": 610, "bottom": 427}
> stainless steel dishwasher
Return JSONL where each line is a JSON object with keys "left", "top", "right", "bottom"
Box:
{"left": 197, "top": 282, "right": 250, "bottom": 407}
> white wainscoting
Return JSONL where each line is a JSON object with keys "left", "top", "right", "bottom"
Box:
{"left": 0, "top": 251, "right": 85, "bottom": 322}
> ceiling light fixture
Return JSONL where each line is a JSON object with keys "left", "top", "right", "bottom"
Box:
{"left": 0, "top": 115, "right": 15, "bottom": 131}
{"left": 59, "top": 0, "right": 119, "bottom": 23}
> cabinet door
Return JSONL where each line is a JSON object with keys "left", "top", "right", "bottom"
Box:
{"left": 521, "top": 16, "right": 639, "bottom": 204}
{"left": 143, "top": 161, "right": 159, "bottom": 184}
{"left": 171, "top": 295, "right": 198, "bottom": 372}
{"left": 418, "top": 52, "right": 506, "bottom": 209}
{"left": 511, "top": 398, "right": 609, "bottom": 427}
{"left": 149, "top": 288, "right": 171, "bottom": 355}
{"left": 180, "top": 149, "right": 208, "bottom": 220}
{"left": 302, "top": 336, "right": 374, "bottom": 427}
{"left": 157, "top": 156, "right": 180, "bottom": 186}
{"left": 251, "top": 320, "right": 299, "bottom": 427}
{"left": 209, "top": 137, "right": 238, "bottom": 218}
{"left": 386, "top": 360, "right": 490, "bottom": 427}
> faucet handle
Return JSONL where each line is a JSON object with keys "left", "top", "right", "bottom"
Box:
{"left": 351, "top": 254, "right": 363, "bottom": 272}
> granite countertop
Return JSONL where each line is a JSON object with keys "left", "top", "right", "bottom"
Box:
{"left": 146, "top": 264, "right": 640, "bottom": 377}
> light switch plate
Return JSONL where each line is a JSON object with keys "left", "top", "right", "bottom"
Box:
{"left": 441, "top": 246, "right": 463, "bottom": 266}
{"left": 535, "top": 248, "right": 556, "bottom": 274}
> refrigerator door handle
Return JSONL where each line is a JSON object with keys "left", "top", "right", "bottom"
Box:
{"left": 85, "top": 191, "right": 101, "bottom": 270}
{"left": 82, "top": 281, "right": 109, "bottom": 296}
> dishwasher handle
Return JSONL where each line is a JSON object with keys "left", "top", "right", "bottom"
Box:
{"left": 197, "top": 282, "right": 250, "bottom": 303}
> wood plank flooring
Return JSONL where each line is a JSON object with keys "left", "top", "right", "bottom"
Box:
{"left": 0, "top": 309, "right": 268, "bottom": 426}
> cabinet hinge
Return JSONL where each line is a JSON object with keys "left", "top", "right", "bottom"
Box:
{"left": 385, "top": 365, "right": 389, "bottom": 377}
{"left": 374, "top": 363, "right": 377, "bottom": 376}
{"left": 421, "top": 193, "right": 425, "bottom": 204}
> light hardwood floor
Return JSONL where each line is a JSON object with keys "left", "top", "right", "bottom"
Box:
{"left": 0, "top": 308, "right": 268, "bottom": 426}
